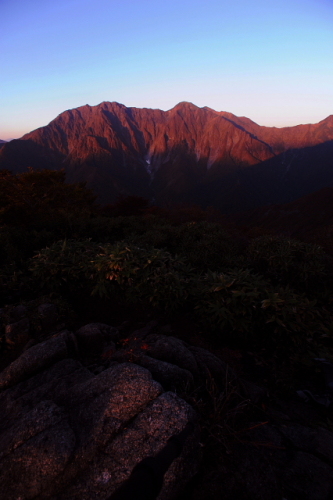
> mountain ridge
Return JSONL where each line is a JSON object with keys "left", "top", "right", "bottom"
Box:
{"left": 1, "top": 101, "right": 333, "bottom": 211}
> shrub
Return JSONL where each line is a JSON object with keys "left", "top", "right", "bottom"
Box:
{"left": 131, "top": 220, "right": 242, "bottom": 270}
{"left": 172, "top": 221, "right": 242, "bottom": 270}
{"left": 193, "top": 268, "right": 329, "bottom": 357}
{"left": 30, "top": 239, "right": 195, "bottom": 312}
{"left": 92, "top": 242, "right": 195, "bottom": 311}
{"left": 194, "top": 269, "right": 269, "bottom": 337}
{"left": 29, "top": 239, "right": 100, "bottom": 294}
{"left": 247, "top": 235, "right": 328, "bottom": 291}
{"left": 0, "top": 169, "right": 96, "bottom": 226}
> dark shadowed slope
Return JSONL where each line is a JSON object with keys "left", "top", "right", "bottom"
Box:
{"left": 228, "top": 186, "right": 333, "bottom": 252}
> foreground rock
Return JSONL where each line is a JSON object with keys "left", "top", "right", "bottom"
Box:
{"left": 1, "top": 304, "right": 333, "bottom": 500}
{"left": 109, "top": 328, "right": 236, "bottom": 392}
{"left": 0, "top": 313, "right": 202, "bottom": 500}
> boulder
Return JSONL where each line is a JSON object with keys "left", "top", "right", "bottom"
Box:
{"left": 280, "top": 424, "right": 333, "bottom": 463}
{"left": 0, "top": 327, "right": 200, "bottom": 500}
{"left": 0, "top": 331, "right": 69, "bottom": 391}
{"left": 188, "top": 345, "right": 236, "bottom": 386}
{"left": 0, "top": 400, "right": 76, "bottom": 499}
{"left": 135, "top": 354, "right": 194, "bottom": 391}
{"left": 75, "top": 323, "right": 119, "bottom": 357}
{"left": 145, "top": 334, "right": 199, "bottom": 374}
{"left": 118, "top": 332, "right": 233, "bottom": 389}
{"left": 8, "top": 304, "right": 28, "bottom": 322}
{"left": 37, "top": 303, "right": 59, "bottom": 330}
{"left": 60, "top": 391, "right": 198, "bottom": 500}
{"left": 5, "top": 317, "right": 30, "bottom": 347}
{"left": 110, "top": 332, "right": 232, "bottom": 392}
{"left": 283, "top": 451, "right": 333, "bottom": 500}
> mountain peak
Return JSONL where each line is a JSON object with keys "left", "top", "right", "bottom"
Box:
{"left": 321, "top": 115, "right": 333, "bottom": 125}
{"left": 170, "top": 101, "right": 200, "bottom": 112}
{"left": 97, "top": 101, "right": 127, "bottom": 110}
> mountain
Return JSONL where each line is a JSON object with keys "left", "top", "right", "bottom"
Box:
{"left": 0, "top": 101, "right": 333, "bottom": 211}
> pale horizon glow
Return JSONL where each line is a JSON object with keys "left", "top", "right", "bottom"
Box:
{"left": 1, "top": 0, "right": 333, "bottom": 140}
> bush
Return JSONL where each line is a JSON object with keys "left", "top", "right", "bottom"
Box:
{"left": 92, "top": 242, "right": 195, "bottom": 310}
{"left": 29, "top": 239, "right": 100, "bottom": 294}
{"left": 247, "top": 235, "right": 328, "bottom": 291}
{"left": 29, "top": 236, "right": 332, "bottom": 356}
{"left": 172, "top": 221, "right": 242, "bottom": 270}
{"left": 193, "top": 268, "right": 329, "bottom": 356}
{"left": 131, "top": 220, "right": 241, "bottom": 270}
{"left": 0, "top": 169, "right": 96, "bottom": 226}
{"left": 30, "top": 239, "right": 195, "bottom": 312}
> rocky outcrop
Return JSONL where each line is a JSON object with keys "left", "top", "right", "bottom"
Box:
{"left": 0, "top": 331, "right": 69, "bottom": 390}
{"left": 1, "top": 102, "right": 333, "bottom": 212}
{"left": 0, "top": 307, "right": 206, "bottom": 500}
{"left": 1, "top": 303, "right": 333, "bottom": 499}
{"left": 109, "top": 328, "right": 236, "bottom": 392}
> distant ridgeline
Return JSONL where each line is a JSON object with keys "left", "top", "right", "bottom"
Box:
{"left": 1, "top": 102, "right": 333, "bottom": 213}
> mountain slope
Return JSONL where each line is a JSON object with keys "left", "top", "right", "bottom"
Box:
{"left": 1, "top": 102, "right": 333, "bottom": 210}
{"left": 228, "top": 187, "right": 333, "bottom": 253}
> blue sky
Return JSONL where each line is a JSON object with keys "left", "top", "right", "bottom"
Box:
{"left": 1, "top": 0, "right": 333, "bottom": 140}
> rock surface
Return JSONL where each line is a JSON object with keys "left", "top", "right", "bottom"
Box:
{"left": 110, "top": 331, "right": 232, "bottom": 391}
{"left": 1, "top": 303, "right": 333, "bottom": 499}
{"left": 0, "top": 331, "right": 69, "bottom": 390}
{"left": 0, "top": 308, "right": 201, "bottom": 500}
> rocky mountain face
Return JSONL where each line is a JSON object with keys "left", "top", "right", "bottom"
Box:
{"left": 1, "top": 102, "right": 333, "bottom": 211}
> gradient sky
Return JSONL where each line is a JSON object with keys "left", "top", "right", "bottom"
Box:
{"left": 1, "top": 0, "right": 333, "bottom": 140}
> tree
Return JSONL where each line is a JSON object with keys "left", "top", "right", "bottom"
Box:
{"left": 0, "top": 169, "right": 96, "bottom": 226}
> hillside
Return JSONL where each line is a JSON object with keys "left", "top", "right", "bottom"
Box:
{"left": 228, "top": 186, "right": 333, "bottom": 252}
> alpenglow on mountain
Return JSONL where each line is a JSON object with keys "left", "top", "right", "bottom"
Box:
{"left": 1, "top": 101, "right": 333, "bottom": 212}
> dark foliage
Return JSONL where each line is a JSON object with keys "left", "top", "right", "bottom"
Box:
{"left": 0, "top": 168, "right": 96, "bottom": 226}
{"left": 100, "top": 195, "right": 151, "bottom": 217}
{"left": 1, "top": 170, "right": 333, "bottom": 388}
